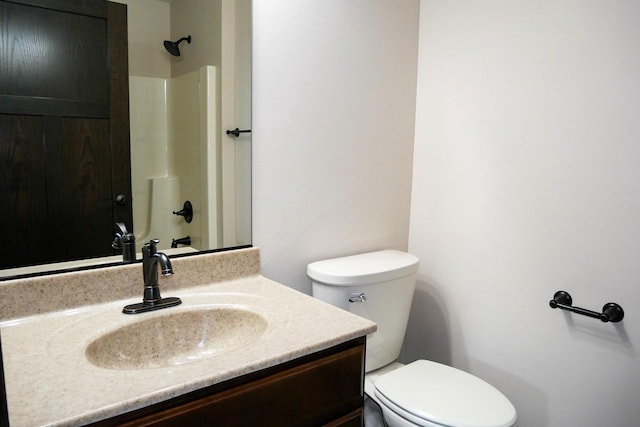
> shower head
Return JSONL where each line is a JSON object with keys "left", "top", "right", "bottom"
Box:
{"left": 163, "top": 35, "right": 191, "bottom": 57}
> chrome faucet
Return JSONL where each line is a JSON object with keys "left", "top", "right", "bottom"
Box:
{"left": 123, "top": 239, "right": 182, "bottom": 314}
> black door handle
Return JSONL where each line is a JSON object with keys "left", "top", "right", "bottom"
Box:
{"left": 115, "top": 194, "right": 128, "bottom": 206}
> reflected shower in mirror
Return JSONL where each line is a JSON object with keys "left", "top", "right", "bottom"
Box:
{"left": 164, "top": 35, "right": 192, "bottom": 57}
{"left": 0, "top": 0, "right": 252, "bottom": 279}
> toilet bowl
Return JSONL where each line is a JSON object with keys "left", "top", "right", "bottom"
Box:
{"left": 307, "top": 250, "right": 517, "bottom": 427}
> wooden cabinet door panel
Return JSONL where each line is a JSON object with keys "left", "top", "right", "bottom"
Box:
{"left": 46, "top": 117, "right": 115, "bottom": 260}
{"left": 0, "top": 115, "right": 49, "bottom": 267}
{"left": 0, "top": 0, "right": 108, "bottom": 106}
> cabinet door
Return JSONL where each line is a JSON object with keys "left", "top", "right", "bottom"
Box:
{"left": 108, "top": 344, "right": 365, "bottom": 427}
{"left": 0, "top": 115, "right": 48, "bottom": 266}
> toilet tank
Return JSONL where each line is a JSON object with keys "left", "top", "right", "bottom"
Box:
{"left": 307, "top": 250, "right": 419, "bottom": 372}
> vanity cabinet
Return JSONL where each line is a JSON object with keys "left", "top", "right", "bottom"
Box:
{"left": 90, "top": 337, "right": 366, "bottom": 427}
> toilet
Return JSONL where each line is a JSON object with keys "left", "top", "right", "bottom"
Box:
{"left": 307, "top": 250, "right": 517, "bottom": 427}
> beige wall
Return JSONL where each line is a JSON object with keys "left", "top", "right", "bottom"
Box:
{"left": 170, "top": 0, "right": 220, "bottom": 77}
{"left": 111, "top": 0, "right": 171, "bottom": 78}
{"left": 112, "top": 0, "right": 219, "bottom": 78}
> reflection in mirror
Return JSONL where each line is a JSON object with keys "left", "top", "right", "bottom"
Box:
{"left": 0, "top": 0, "right": 252, "bottom": 280}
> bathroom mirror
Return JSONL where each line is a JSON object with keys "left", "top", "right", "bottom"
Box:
{"left": 0, "top": 0, "right": 252, "bottom": 279}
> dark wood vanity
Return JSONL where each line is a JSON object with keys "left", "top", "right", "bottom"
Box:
{"left": 89, "top": 338, "right": 366, "bottom": 427}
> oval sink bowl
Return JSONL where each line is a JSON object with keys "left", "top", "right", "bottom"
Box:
{"left": 85, "top": 308, "right": 267, "bottom": 370}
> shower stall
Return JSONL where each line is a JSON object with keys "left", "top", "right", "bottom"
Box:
{"left": 126, "top": 0, "right": 251, "bottom": 253}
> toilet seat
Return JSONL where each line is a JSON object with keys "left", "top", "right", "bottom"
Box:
{"left": 374, "top": 360, "right": 517, "bottom": 427}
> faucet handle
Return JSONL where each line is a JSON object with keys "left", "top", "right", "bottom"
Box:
{"left": 115, "top": 222, "right": 129, "bottom": 236}
{"left": 144, "top": 238, "right": 160, "bottom": 254}
{"left": 147, "top": 238, "right": 159, "bottom": 246}
{"left": 112, "top": 223, "right": 129, "bottom": 249}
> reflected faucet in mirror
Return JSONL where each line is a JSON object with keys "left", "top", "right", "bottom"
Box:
{"left": 123, "top": 239, "right": 181, "bottom": 315}
{"left": 172, "top": 236, "right": 192, "bottom": 248}
{"left": 111, "top": 223, "right": 137, "bottom": 264}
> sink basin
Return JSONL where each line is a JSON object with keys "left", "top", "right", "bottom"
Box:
{"left": 85, "top": 308, "right": 268, "bottom": 369}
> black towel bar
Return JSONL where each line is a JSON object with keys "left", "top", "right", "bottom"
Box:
{"left": 549, "top": 291, "right": 624, "bottom": 323}
{"left": 226, "top": 128, "right": 251, "bottom": 137}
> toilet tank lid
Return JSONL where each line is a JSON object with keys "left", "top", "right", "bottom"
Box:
{"left": 307, "top": 250, "right": 419, "bottom": 286}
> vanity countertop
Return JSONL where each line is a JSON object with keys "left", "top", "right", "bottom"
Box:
{"left": 0, "top": 249, "right": 376, "bottom": 426}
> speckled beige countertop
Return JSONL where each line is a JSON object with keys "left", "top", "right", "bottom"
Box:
{"left": 0, "top": 248, "right": 376, "bottom": 427}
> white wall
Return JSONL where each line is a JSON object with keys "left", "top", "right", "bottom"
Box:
{"left": 406, "top": 1, "right": 640, "bottom": 426}
{"left": 252, "top": 0, "right": 420, "bottom": 293}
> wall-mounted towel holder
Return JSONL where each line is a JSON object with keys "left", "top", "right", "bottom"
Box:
{"left": 226, "top": 128, "right": 251, "bottom": 137}
{"left": 549, "top": 291, "right": 624, "bottom": 323}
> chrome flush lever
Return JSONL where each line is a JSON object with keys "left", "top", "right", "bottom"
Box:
{"left": 349, "top": 292, "right": 367, "bottom": 303}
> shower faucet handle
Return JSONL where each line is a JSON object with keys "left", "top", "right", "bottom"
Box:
{"left": 173, "top": 201, "right": 193, "bottom": 223}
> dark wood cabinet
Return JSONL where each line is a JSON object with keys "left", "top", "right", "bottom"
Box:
{"left": 0, "top": 0, "right": 132, "bottom": 268}
{"left": 90, "top": 338, "right": 366, "bottom": 427}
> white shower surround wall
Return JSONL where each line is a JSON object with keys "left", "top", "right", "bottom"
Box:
{"left": 129, "top": 67, "right": 219, "bottom": 251}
